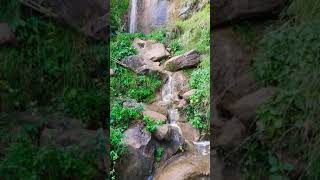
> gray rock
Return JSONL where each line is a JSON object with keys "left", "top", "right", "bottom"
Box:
{"left": 143, "top": 110, "right": 167, "bottom": 123}
{"left": 0, "top": 23, "right": 15, "bottom": 45}
{"left": 117, "top": 123, "right": 155, "bottom": 180}
{"left": 213, "top": 117, "right": 246, "bottom": 150}
{"left": 213, "top": 0, "right": 285, "bottom": 26}
{"left": 154, "top": 124, "right": 171, "bottom": 141}
{"left": 228, "top": 87, "right": 277, "bottom": 125}
{"left": 20, "top": 0, "right": 108, "bottom": 39}
{"left": 182, "top": 89, "right": 197, "bottom": 100}
{"left": 133, "top": 38, "right": 170, "bottom": 62}
{"left": 164, "top": 50, "right": 201, "bottom": 71}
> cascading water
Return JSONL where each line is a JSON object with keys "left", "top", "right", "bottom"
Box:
{"left": 129, "top": 0, "right": 138, "bottom": 33}
{"left": 160, "top": 72, "right": 210, "bottom": 156}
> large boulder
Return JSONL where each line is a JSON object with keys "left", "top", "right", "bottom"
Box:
{"left": 143, "top": 110, "right": 167, "bottom": 123}
{"left": 20, "top": 0, "right": 108, "bottom": 39}
{"left": 160, "top": 125, "right": 185, "bottom": 161}
{"left": 154, "top": 124, "right": 171, "bottom": 141}
{"left": 119, "top": 55, "right": 148, "bottom": 74}
{"left": 213, "top": 0, "right": 285, "bottom": 26}
{"left": 213, "top": 117, "right": 246, "bottom": 150}
{"left": 212, "top": 28, "right": 252, "bottom": 97}
{"left": 117, "top": 123, "right": 155, "bottom": 180}
{"left": 216, "top": 73, "right": 259, "bottom": 112}
{"left": 133, "top": 38, "right": 170, "bottom": 62}
{"left": 177, "top": 122, "right": 200, "bottom": 142}
{"left": 154, "top": 153, "right": 210, "bottom": 180}
{"left": 228, "top": 87, "right": 277, "bottom": 125}
{"left": 145, "top": 102, "right": 168, "bottom": 117}
{"left": 0, "top": 23, "right": 15, "bottom": 45}
{"left": 163, "top": 50, "right": 201, "bottom": 71}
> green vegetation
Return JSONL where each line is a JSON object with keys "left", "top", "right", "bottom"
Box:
{"left": 110, "top": 32, "right": 162, "bottom": 179}
{"left": 0, "top": 1, "right": 107, "bottom": 179}
{"left": 143, "top": 116, "right": 165, "bottom": 133}
{"left": 241, "top": 0, "right": 320, "bottom": 179}
{"left": 110, "top": 0, "right": 130, "bottom": 32}
{"left": 155, "top": 147, "right": 164, "bottom": 162}
{"left": 174, "top": 4, "right": 210, "bottom": 131}
{"left": 109, "top": 1, "right": 210, "bottom": 179}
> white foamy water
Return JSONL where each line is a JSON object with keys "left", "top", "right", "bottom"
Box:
{"left": 129, "top": 0, "right": 138, "bottom": 33}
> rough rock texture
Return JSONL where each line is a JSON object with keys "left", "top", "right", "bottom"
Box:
{"left": 164, "top": 50, "right": 201, "bottom": 71}
{"left": 177, "top": 122, "right": 200, "bottom": 142}
{"left": 20, "top": 0, "right": 108, "bottom": 39}
{"left": 154, "top": 153, "right": 210, "bottom": 180}
{"left": 212, "top": 28, "right": 252, "bottom": 97}
{"left": 178, "top": 0, "right": 209, "bottom": 20}
{"left": 171, "top": 71, "right": 189, "bottom": 95}
{"left": 117, "top": 123, "right": 155, "bottom": 180}
{"left": 228, "top": 87, "right": 277, "bottom": 126}
{"left": 154, "top": 124, "right": 171, "bottom": 141}
{"left": 161, "top": 126, "right": 185, "bottom": 161}
{"left": 213, "top": 117, "right": 246, "bottom": 150}
{"left": 133, "top": 38, "right": 170, "bottom": 61}
{"left": 143, "top": 110, "right": 167, "bottom": 123}
{"left": 119, "top": 55, "right": 148, "bottom": 74}
{"left": 145, "top": 103, "right": 168, "bottom": 117}
{"left": 213, "top": 0, "right": 285, "bottom": 26}
{"left": 182, "top": 89, "right": 196, "bottom": 100}
{"left": 216, "top": 73, "right": 259, "bottom": 111}
{"left": 0, "top": 23, "right": 15, "bottom": 45}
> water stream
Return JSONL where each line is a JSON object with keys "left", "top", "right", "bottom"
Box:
{"left": 129, "top": 0, "right": 138, "bottom": 33}
{"left": 161, "top": 72, "right": 210, "bottom": 156}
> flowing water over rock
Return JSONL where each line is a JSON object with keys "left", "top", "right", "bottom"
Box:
{"left": 129, "top": 0, "right": 138, "bottom": 33}
{"left": 153, "top": 70, "right": 210, "bottom": 179}
{"left": 129, "top": 0, "right": 170, "bottom": 33}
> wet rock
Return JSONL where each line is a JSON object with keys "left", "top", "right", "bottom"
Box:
{"left": 214, "top": 117, "right": 246, "bottom": 150}
{"left": 143, "top": 110, "right": 167, "bottom": 123}
{"left": 164, "top": 50, "right": 201, "bottom": 71}
{"left": 117, "top": 123, "right": 155, "bottom": 180}
{"left": 213, "top": 0, "right": 285, "bottom": 26}
{"left": 228, "top": 87, "right": 277, "bottom": 125}
{"left": 177, "top": 122, "right": 200, "bottom": 142}
{"left": 182, "top": 89, "right": 196, "bottom": 100}
{"left": 133, "top": 38, "right": 170, "bottom": 62}
{"left": 154, "top": 153, "right": 210, "bottom": 180}
{"left": 0, "top": 23, "right": 15, "bottom": 45}
{"left": 161, "top": 126, "right": 185, "bottom": 160}
{"left": 154, "top": 124, "right": 171, "bottom": 141}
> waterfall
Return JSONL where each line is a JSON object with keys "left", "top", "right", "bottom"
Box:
{"left": 129, "top": 0, "right": 138, "bottom": 33}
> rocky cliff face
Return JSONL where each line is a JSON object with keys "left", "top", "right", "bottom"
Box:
{"left": 130, "top": 0, "right": 209, "bottom": 33}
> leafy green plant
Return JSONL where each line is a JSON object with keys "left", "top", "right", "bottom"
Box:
{"left": 143, "top": 116, "right": 164, "bottom": 133}
{"left": 110, "top": 0, "right": 130, "bottom": 32}
{"left": 169, "top": 40, "right": 184, "bottom": 55}
{"left": 175, "top": 4, "right": 210, "bottom": 54}
{"left": 155, "top": 147, "right": 164, "bottom": 162}
{"left": 0, "top": 142, "right": 97, "bottom": 180}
